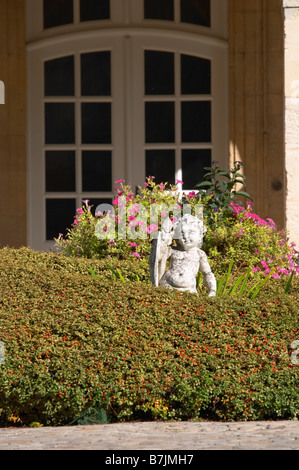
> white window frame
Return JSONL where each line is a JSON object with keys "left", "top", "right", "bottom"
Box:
{"left": 26, "top": 0, "right": 228, "bottom": 251}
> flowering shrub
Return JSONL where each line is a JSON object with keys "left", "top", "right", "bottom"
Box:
{"left": 56, "top": 177, "right": 189, "bottom": 260}
{"left": 203, "top": 200, "right": 299, "bottom": 279}
{"left": 55, "top": 167, "right": 298, "bottom": 287}
{"left": 0, "top": 247, "right": 298, "bottom": 426}
{"left": 195, "top": 161, "right": 252, "bottom": 224}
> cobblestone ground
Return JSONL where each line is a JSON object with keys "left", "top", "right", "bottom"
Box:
{"left": 0, "top": 420, "right": 298, "bottom": 450}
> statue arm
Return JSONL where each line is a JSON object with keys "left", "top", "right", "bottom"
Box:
{"left": 199, "top": 251, "right": 217, "bottom": 297}
{"left": 149, "top": 218, "right": 173, "bottom": 287}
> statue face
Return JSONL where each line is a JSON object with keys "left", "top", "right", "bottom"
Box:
{"left": 176, "top": 222, "right": 201, "bottom": 251}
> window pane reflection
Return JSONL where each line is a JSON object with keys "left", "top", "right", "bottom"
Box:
{"left": 181, "top": 54, "right": 211, "bottom": 95}
{"left": 46, "top": 198, "right": 76, "bottom": 240}
{"left": 45, "top": 103, "right": 75, "bottom": 144}
{"left": 180, "top": 0, "right": 210, "bottom": 27}
{"left": 82, "top": 151, "right": 112, "bottom": 191}
{"left": 80, "top": 0, "right": 110, "bottom": 21}
{"left": 43, "top": 0, "right": 73, "bottom": 29}
{"left": 144, "top": 0, "right": 174, "bottom": 20}
{"left": 145, "top": 102, "right": 175, "bottom": 143}
{"left": 81, "top": 51, "right": 111, "bottom": 96}
{"left": 145, "top": 50, "right": 174, "bottom": 95}
{"left": 182, "top": 149, "right": 211, "bottom": 189}
{"left": 45, "top": 55, "right": 74, "bottom": 96}
{"left": 81, "top": 103, "right": 111, "bottom": 144}
{"left": 46, "top": 151, "right": 76, "bottom": 192}
{"left": 146, "top": 150, "right": 175, "bottom": 184}
{"left": 181, "top": 101, "right": 211, "bottom": 142}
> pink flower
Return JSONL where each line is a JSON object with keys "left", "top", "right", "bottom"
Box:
{"left": 128, "top": 242, "right": 138, "bottom": 247}
{"left": 147, "top": 224, "right": 159, "bottom": 234}
{"left": 176, "top": 179, "right": 184, "bottom": 185}
{"left": 114, "top": 179, "right": 125, "bottom": 184}
{"left": 76, "top": 208, "right": 83, "bottom": 214}
{"left": 128, "top": 215, "right": 136, "bottom": 222}
{"left": 130, "top": 252, "right": 141, "bottom": 258}
{"left": 261, "top": 260, "right": 268, "bottom": 269}
{"left": 82, "top": 199, "right": 89, "bottom": 206}
{"left": 236, "top": 229, "right": 244, "bottom": 238}
{"left": 252, "top": 267, "right": 261, "bottom": 272}
{"left": 272, "top": 273, "right": 280, "bottom": 279}
{"left": 74, "top": 218, "right": 78, "bottom": 224}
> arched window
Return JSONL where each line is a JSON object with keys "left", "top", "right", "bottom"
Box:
{"left": 27, "top": 0, "right": 228, "bottom": 250}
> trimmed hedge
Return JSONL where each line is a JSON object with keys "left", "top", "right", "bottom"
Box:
{"left": 0, "top": 247, "right": 298, "bottom": 426}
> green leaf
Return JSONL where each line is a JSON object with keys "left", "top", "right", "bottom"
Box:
{"left": 247, "top": 269, "right": 275, "bottom": 299}
{"left": 217, "top": 260, "right": 233, "bottom": 296}
{"left": 90, "top": 267, "right": 97, "bottom": 279}
{"left": 284, "top": 270, "right": 295, "bottom": 294}
{"left": 238, "top": 268, "right": 252, "bottom": 296}
{"left": 233, "top": 191, "right": 253, "bottom": 200}
{"left": 228, "top": 269, "right": 249, "bottom": 296}
{"left": 194, "top": 181, "right": 213, "bottom": 188}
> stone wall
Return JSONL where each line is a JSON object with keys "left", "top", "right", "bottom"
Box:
{"left": 283, "top": 0, "right": 299, "bottom": 247}
{"left": 0, "top": 0, "right": 27, "bottom": 247}
{"left": 228, "top": 0, "right": 285, "bottom": 230}
{"left": 0, "top": 0, "right": 294, "bottom": 248}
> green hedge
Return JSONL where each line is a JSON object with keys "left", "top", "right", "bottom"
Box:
{"left": 0, "top": 247, "right": 298, "bottom": 426}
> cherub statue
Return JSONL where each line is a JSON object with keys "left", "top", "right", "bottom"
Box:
{"left": 149, "top": 214, "right": 216, "bottom": 296}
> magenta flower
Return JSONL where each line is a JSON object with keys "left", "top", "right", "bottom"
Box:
{"left": 128, "top": 242, "right": 138, "bottom": 247}
{"left": 236, "top": 228, "right": 244, "bottom": 238}
{"left": 147, "top": 224, "right": 159, "bottom": 234}
{"left": 175, "top": 179, "right": 184, "bottom": 185}
{"left": 130, "top": 252, "right": 141, "bottom": 258}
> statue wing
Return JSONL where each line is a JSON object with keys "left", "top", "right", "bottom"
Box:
{"left": 149, "top": 218, "right": 173, "bottom": 287}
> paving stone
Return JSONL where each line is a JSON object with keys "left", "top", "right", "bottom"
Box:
{"left": 0, "top": 420, "right": 298, "bottom": 450}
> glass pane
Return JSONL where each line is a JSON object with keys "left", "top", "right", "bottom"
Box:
{"left": 145, "top": 50, "right": 174, "bottom": 95}
{"left": 145, "top": 102, "right": 175, "bottom": 143}
{"left": 181, "top": 101, "right": 211, "bottom": 142}
{"left": 81, "top": 51, "right": 111, "bottom": 96}
{"left": 45, "top": 56, "right": 74, "bottom": 96}
{"left": 180, "top": 0, "right": 210, "bottom": 27}
{"left": 144, "top": 0, "right": 174, "bottom": 20}
{"left": 81, "top": 103, "right": 111, "bottom": 144}
{"left": 82, "top": 151, "right": 112, "bottom": 191}
{"left": 146, "top": 150, "right": 175, "bottom": 184}
{"left": 43, "top": 0, "right": 73, "bottom": 29}
{"left": 46, "top": 198, "right": 76, "bottom": 240}
{"left": 181, "top": 54, "right": 211, "bottom": 95}
{"left": 89, "top": 198, "right": 113, "bottom": 216}
{"left": 182, "top": 149, "right": 211, "bottom": 189}
{"left": 45, "top": 103, "right": 75, "bottom": 144}
{"left": 46, "top": 151, "right": 76, "bottom": 192}
{"left": 80, "top": 0, "right": 110, "bottom": 21}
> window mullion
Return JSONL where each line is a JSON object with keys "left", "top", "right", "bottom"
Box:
{"left": 174, "top": 0, "right": 180, "bottom": 24}
{"left": 175, "top": 50, "right": 182, "bottom": 188}
{"left": 73, "top": 0, "right": 80, "bottom": 24}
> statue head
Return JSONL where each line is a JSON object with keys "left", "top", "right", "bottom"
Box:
{"left": 174, "top": 214, "right": 206, "bottom": 251}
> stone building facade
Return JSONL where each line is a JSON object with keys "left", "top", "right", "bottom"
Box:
{"left": 0, "top": 0, "right": 298, "bottom": 250}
